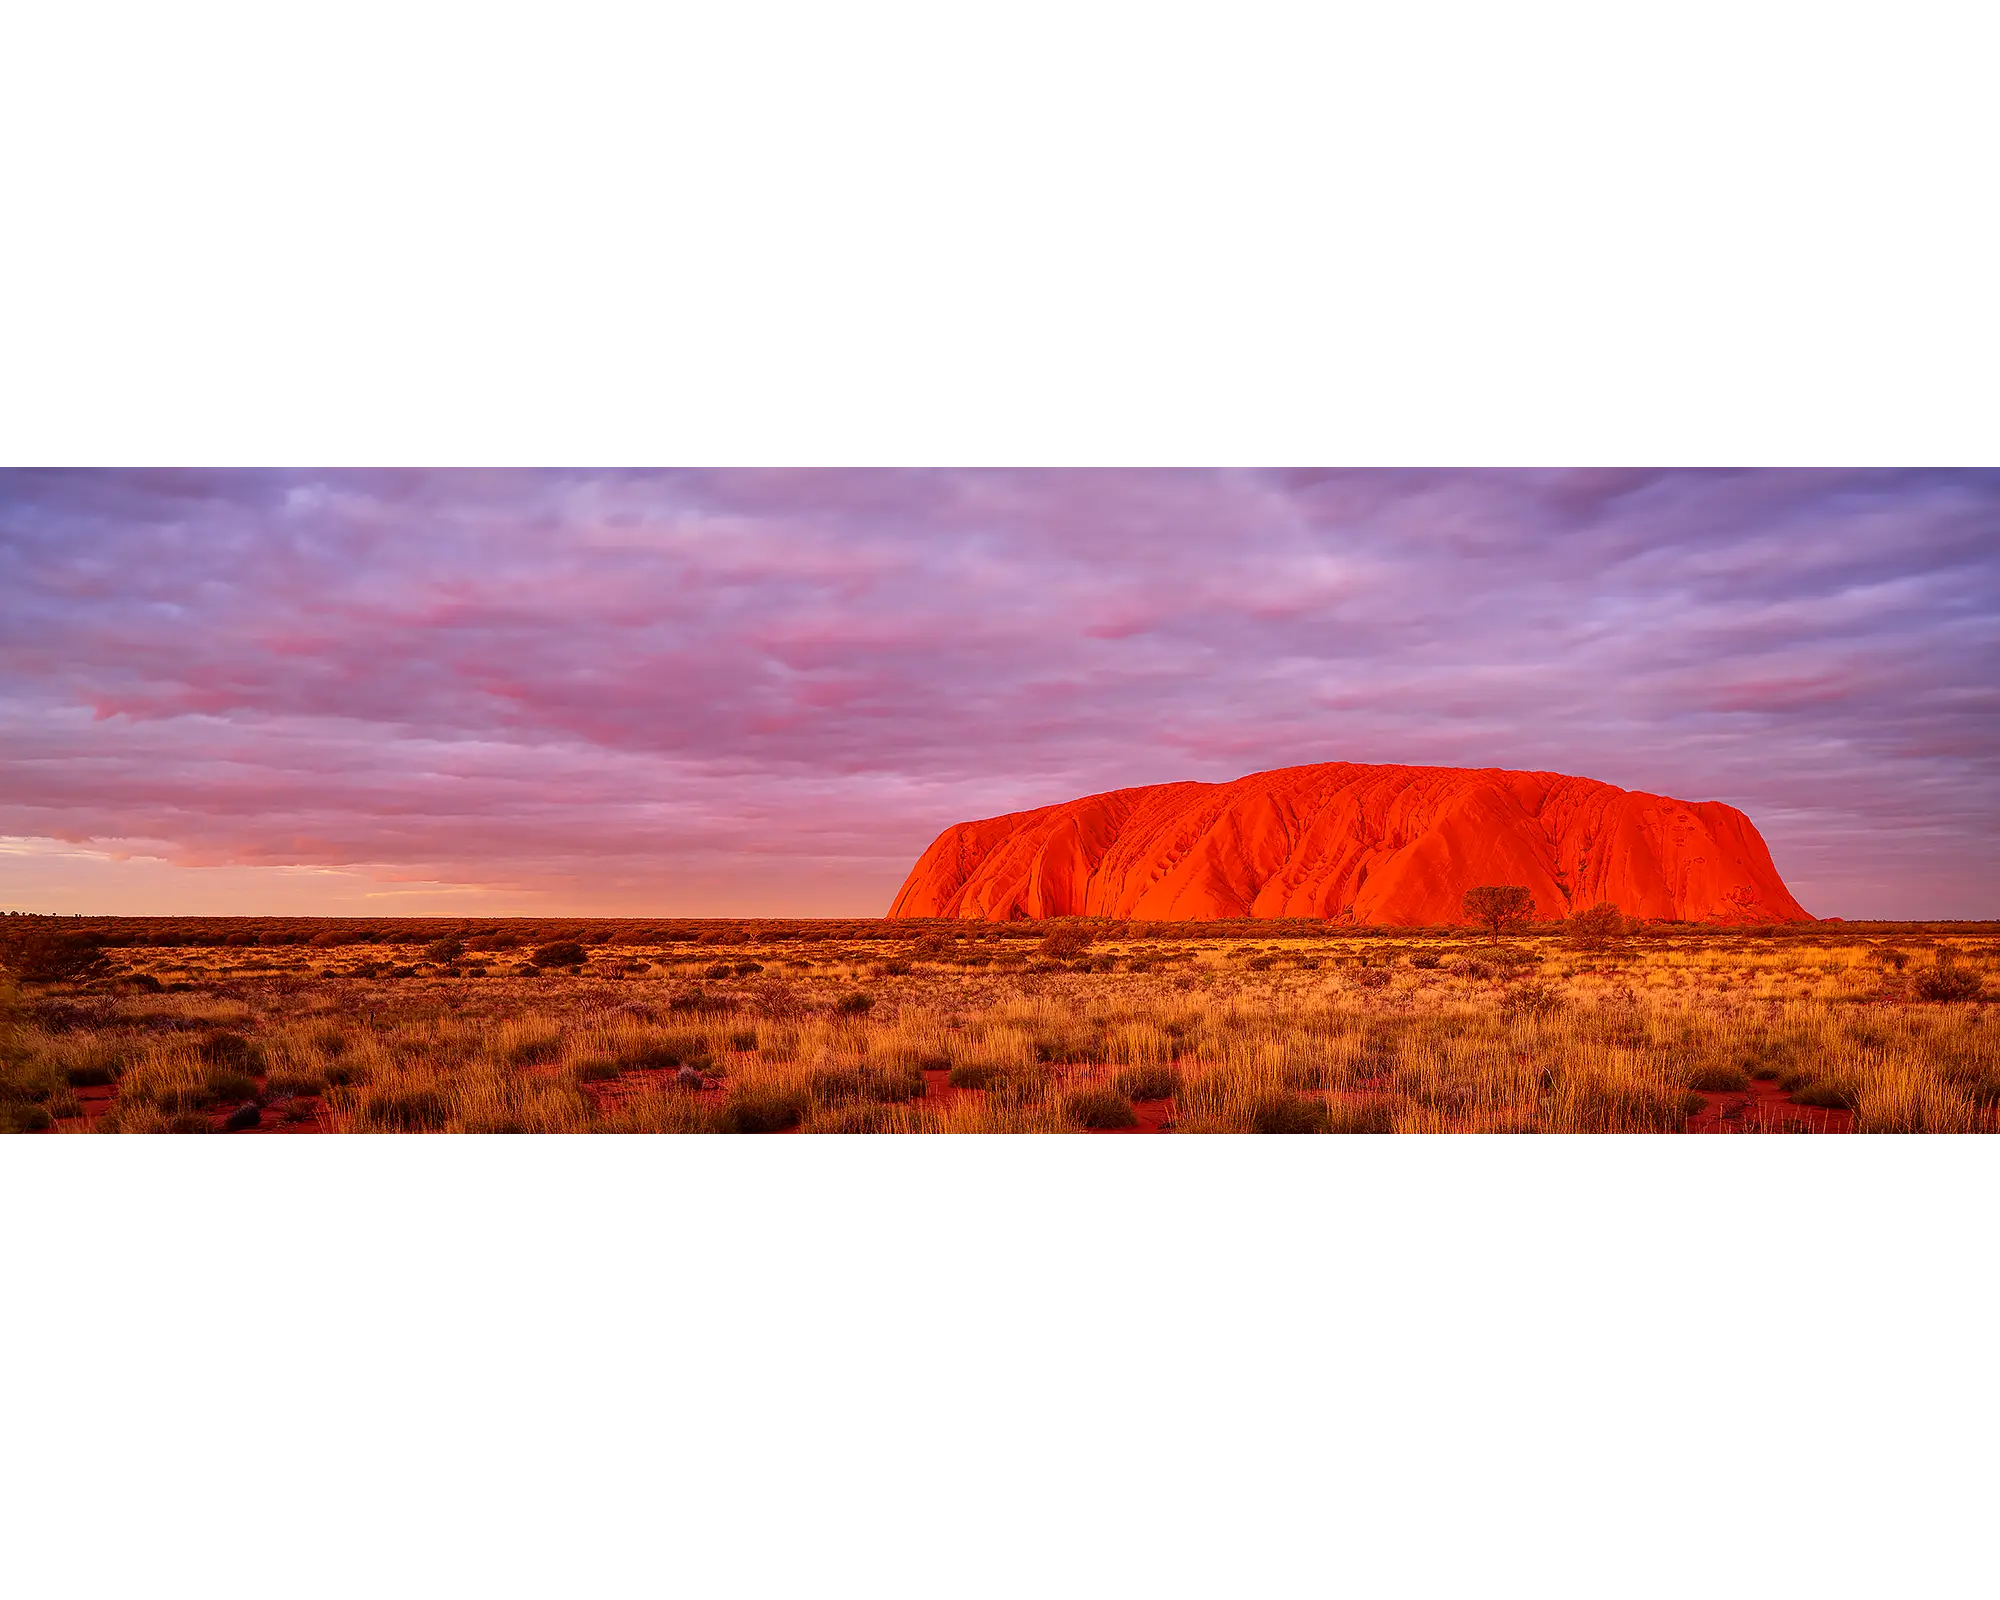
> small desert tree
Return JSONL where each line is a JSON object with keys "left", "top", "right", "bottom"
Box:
{"left": 1462, "top": 885, "right": 1534, "bottom": 941}
{"left": 1564, "top": 901, "right": 1627, "bottom": 952}
{"left": 1037, "top": 922, "right": 1096, "bottom": 961}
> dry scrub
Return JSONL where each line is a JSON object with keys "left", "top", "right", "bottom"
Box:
{"left": 2, "top": 916, "right": 1995, "bottom": 1134}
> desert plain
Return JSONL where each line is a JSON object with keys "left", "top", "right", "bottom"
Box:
{"left": 2, "top": 913, "right": 1995, "bottom": 1134}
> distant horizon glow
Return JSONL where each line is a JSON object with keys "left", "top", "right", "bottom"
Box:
{"left": 3, "top": 469, "right": 1995, "bottom": 919}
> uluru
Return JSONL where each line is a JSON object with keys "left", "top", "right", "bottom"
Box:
{"left": 888, "top": 761, "right": 1813, "bottom": 925}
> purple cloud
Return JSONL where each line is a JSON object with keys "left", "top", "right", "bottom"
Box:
{"left": 1, "top": 469, "right": 1994, "bottom": 916}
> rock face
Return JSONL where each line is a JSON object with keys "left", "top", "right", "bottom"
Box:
{"left": 887, "top": 762, "right": 1812, "bottom": 926}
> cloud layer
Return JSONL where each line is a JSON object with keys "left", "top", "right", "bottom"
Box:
{"left": 2, "top": 469, "right": 1995, "bottom": 916}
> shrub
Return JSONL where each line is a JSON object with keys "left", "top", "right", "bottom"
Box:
{"left": 199, "top": 1031, "right": 264, "bottom": 1074}
{"left": 1914, "top": 959, "right": 1983, "bottom": 1002}
{"left": 1463, "top": 885, "right": 1534, "bottom": 939}
{"left": 810, "top": 1065, "right": 925, "bottom": 1105}
{"left": 668, "top": 987, "right": 730, "bottom": 1015}
{"left": 1685, "top": 1064, "right": 1751, "bottom": 1093}
{"left": 353, "top": 1086, "right": 451, "bottom": 1131}
{"left": 2, "top": 1103, "right": 54, "bottom": 1133}
{"left": 1409, "top": 952, "right": 1442, "bottom": 970}
{"left": 833, "top": 991, "right": 874, "bottom": 1017}
{"left": 712, "top": 1087, "right": 807, "bottom": 1133}
{"left": 1062, "top": 1087, "right": 1138, "bottom": 1129}
{"left": 1246, "top": 954, "right": 1276, "bottom": 972}
{"left": 574, "top": 1058, "right": 624, "bottom": 1083}
{"left": 423, "top": 937, "right": 465, "bottom": 963}
{"left": 307, "top": 930, "right": 350, "bottom": 948}
{"left": 1565, "top": 901, "right": 1627, "bottom": 951}
{"left": 1348, "top": 965, "right": 1392, "bottom": 990}
{"left": 1791, "top": 1081, "right": 1858, "bottom": 1111}
{"left": 947, "top": 1061, "right": 1007, "bottom": 1090}
{"left": 1114, "top": 1063, "right": 1182, "bottom": 1101}
{"left": 1246, "top": 1093, "right": 1331, "bottom": 1134}
{"left": 202, "top": 1068, "right": 261, "bottom": 1106}
{"left": 4, "top": 931, "right": 108, "bottom": 984}
{"left": 1037, "top": 924, "right": 1095, "bottom": 961}
{"left": 1504, "top": 982, "right": 1563, "bottom": 1018}
{"left": 530, "top": 941, "right": 588, "bottom": 969}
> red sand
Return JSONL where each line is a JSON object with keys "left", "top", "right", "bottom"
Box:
{"left": 1686, "top": 1079, "right": 1855, "bottom": 1134}
{"left": 889, "top": 760, "right": 1812, "bottom": 926}
{"left": 59, "top": 1078, "right": 329, "bottom": 1134}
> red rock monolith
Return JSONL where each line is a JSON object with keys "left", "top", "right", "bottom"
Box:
{"left": 887, "top": 762, "right": 1812, "bottom": 925}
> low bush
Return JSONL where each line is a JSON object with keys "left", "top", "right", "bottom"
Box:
{"left": 833, "top": 991, "right": 874, "bottom": 1017}
{"left": 1037, "top": 925, "right": 1095, "bottom": 961}
{"left": 1791, "top": 1081, "right": 1858, "bottom": 1111}
{"left": 1409, "top": 952, "right": 1442, "bottom": 970}
{"left": 810, "top": 1065, "right": 925, "bottom": 1104}
{"left": 203, "top": 1068, "right": 261, "bottom": 1106}
{"left": 4, "top": 931, "right": 108, "bottom": 984}
{"left": 1565, "top": 902, "right": 1627, "bottom": 952}
{"left": 1113, "top": 1063, "right": 1182, "bottom": 1101}
{"left": 200, "top": 1030, "right": 264, "bottom": 1073}
{"left": 530, "top": 941, "right": 588, "bottom": 969}
{"left": 1914, "top": 960, "right": 1983, "bottom": 1002}
{"left": 947, "top": 1061, "right": 1007, "bottom": 1090}
{"left": 1062, "top": 1087, "right": 1138, "bottom": 1129}
{"left": 1246, "top": 1093, "right": 1331, "bottom": 1134}
{"left": 351, "top": 1086, "right": 451, "bottom": 1131}
{"left": 1504, "top": 982, "right": 1563, "bottom": 1017}
{"left": 712, "top": 1087, "right": 807, "bottom": 1133}
{"left": 1685, "top": 1064, "right": 1751, "bottom": 1093}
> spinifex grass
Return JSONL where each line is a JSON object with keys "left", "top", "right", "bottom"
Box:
{"left": 4, "top": 919, "right": 1995, "bottom": 1133}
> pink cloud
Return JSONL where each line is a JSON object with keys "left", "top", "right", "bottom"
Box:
{"left": 1, "top": 469, "right": 1995, "bottom": 916}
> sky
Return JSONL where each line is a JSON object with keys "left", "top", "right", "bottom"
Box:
{"left": 2, "top": 468, "right": 1995, "bottom": 920}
